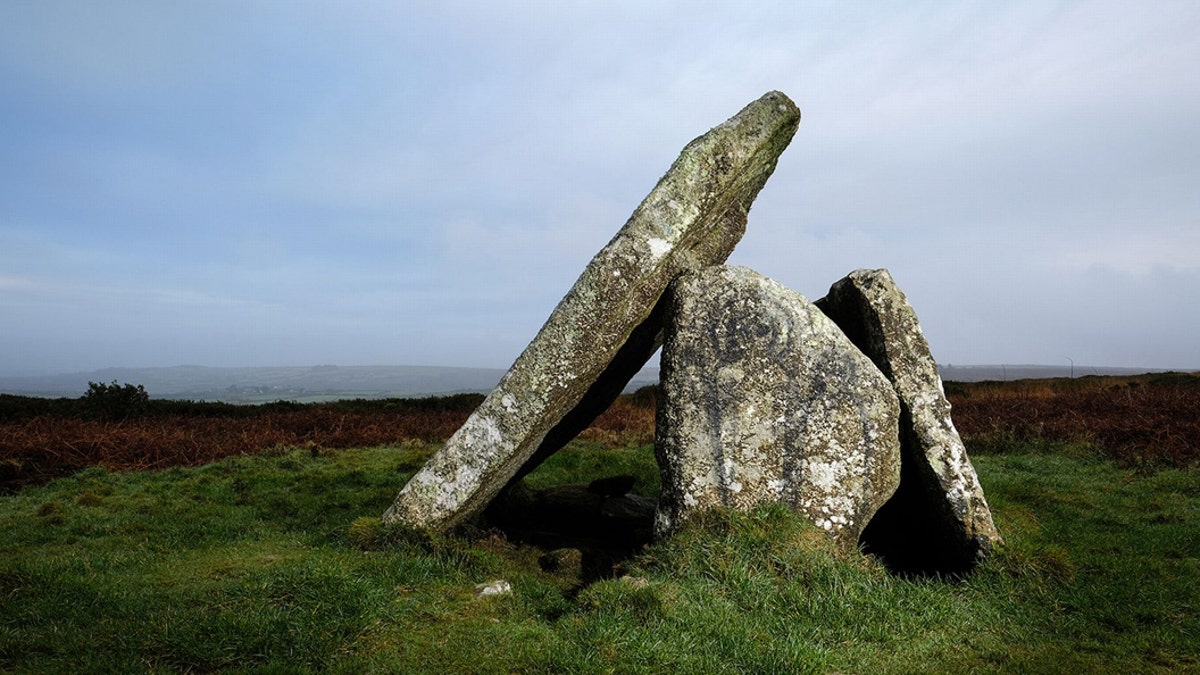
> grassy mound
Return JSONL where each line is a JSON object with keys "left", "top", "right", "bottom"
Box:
{"left": 2, "top": 439, "right": 1196, "bottom": 672}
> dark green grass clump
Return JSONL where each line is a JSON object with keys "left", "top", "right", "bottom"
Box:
{"left": 2, "top": 441, "right": 1197, "bottom": 673}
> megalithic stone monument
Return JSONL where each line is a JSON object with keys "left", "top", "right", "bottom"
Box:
{"left": 815, "top": 269, "right": 1002, "bottom": 574}
{"left": 384, "top": 92, "right": 801, "bottom": 530}
{"left": 654, "top": 266, "right": 901, "bottom": 548}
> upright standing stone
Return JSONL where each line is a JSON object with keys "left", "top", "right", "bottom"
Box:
{"left": 816, "top": 269, "right": 1001, "bottom": 574}
{"left": 655, "top": 266, "right": 901, "bottom": 547}
{"left": 385, "top": 92, "right": 801, "bottom": 530}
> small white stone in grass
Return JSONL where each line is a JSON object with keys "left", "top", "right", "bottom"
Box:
{"left": 474, "top": 580, "right": 512, "bottom": 598}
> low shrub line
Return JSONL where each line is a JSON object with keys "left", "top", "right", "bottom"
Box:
{"left": 4, "top": 375, "right": 1198, "bottom": 493}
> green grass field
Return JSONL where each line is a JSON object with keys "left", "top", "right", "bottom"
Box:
{"left": 2, "top": 439, "right": 1197, "bottom": 673}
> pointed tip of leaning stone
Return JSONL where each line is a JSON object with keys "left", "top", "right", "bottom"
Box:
{"left": 385, "top": 92, "right": 802, "bottom": 531}
{"left": 762, "top": 90, "right": 800, "bottom": 112}
{"left": 745, "top": 90, "right": 800, "bottom": 118}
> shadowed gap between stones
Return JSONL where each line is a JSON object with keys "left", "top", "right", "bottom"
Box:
{"left": 856, "top": 402, "right": 984, "bottom": 578}
{"left": 483, "top": 296, "right": 668, "bottom": 583}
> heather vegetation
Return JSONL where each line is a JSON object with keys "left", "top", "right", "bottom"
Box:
{"left": 1, "top": 374, "right": 1198, "bottom": 672}
{"left": 948, "top": 372, "right": 1200, "bottom": 468}
{"left": 0, "top": 392, "right": 485, "bottom": 492}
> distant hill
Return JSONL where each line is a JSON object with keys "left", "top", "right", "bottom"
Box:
{"left": 0, "top": 363, "right": 1188, "bottom": 402}
{"left": 936, "top": 364, "right": 1185, "bottom": 382}
{"left": 0, "top": 365, "right": 662, "bottom": 403}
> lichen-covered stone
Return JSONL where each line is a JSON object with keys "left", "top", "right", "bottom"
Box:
{"left": 384, "top": 92, "right": 801, "bottom": 529}
{"left": 654, "top": 266, "right": 901, "bottom": 547}
{"left": 816, "top": 269, "right": 1002, "bottom": 574}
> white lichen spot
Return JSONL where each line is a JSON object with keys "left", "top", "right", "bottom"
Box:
{"left": 612, "top": 269, "right": 621, "bottom": 277}
{"left": 501, "top": 393, "right": 517, "bottom": 414}
{"left": 717, "top": 366, "right": 745, "bottom": 387}
{"left": 722, "top": 457, "right": 737, "bottom": 481}
{"left": 683, "top": 492, "right": 698, "bottom": 507}
{"left": 804, "top": 459, "right": 839, "bottom": 493}
{"left": 646, "top": 237, "right": 672, "bottom": 262}
{"left": 728, "top": 481, "right": 743, "bottom": 493}
{"left": 462, "top": 414, "right": 504, "bottom": 447}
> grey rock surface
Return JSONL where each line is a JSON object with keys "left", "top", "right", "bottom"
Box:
{"left": 816, "top": 269, "right": 1002, "bottom": 574}
{"left": 385, "top": 92, "right": 801, "bottom": 529}
{"left": 654, "top": 266, "right": 901, "bottom": 547}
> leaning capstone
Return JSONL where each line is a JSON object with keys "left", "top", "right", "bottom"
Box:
{"left": 385, "top": 92, "right": 801, "bottom": 529}
{"left": 655, "top": 266, "right": 901, "bottom": 547}
{"left": 816, "top": 269, "right": 1002, "bottom": 574}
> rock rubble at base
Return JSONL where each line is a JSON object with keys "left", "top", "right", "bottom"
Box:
{"left": 384, "top": 91, "right": 801, "bottom": 529}
{"left": 654, "top": 266, "right": 901, "bottom": 546}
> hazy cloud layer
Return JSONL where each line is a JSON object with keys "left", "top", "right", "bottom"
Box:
{"left": 1, "top": 1, "right": 1197, "bottom": 375}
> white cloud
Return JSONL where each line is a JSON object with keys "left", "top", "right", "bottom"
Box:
{"left": 1055, "top": 227, "right": 1200, "bottom": 276}
{"left": 0, "top": 276, "right": 33, "bottom": 290}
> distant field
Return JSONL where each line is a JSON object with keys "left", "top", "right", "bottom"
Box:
{"left": 3, "top": 372, "right": 1196, "bottom": 494}
{"left": 939, "top": 364, "right": 1186, "bottom": 382}
{"left": 0, "top": 364, "right": 662, "bottom": 402}
{"left": 0, "top": 363, "right": 1182, "bottom": 400}
{"left": 2, "top": 372, "right": 1197, "bottom": 671}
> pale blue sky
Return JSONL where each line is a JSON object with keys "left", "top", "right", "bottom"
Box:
{"left": 1, "top": 0, "right": 1198, "bottom": 376}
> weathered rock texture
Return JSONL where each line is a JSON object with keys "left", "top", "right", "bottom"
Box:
{"left": 816, "top": 269, "right": 1002, "bottom": 574}
{"left": 384, "top": 92, "right": 801, "bottom": 529}
{"left": 654, "top": 266, "right": 901, "bottom": 547}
